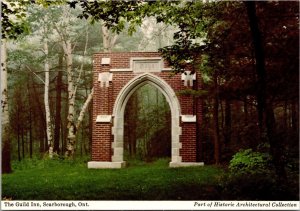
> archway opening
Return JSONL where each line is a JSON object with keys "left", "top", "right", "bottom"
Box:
{"left": 124, "top": 84, "right": 171, "bottom": 164}
{"left": 111, "top": 73, "right": 182, "bottom": 168}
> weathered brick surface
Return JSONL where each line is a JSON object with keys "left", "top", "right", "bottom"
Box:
{"left": 92, "top": 123, "right": 112, "bottom": 161}
{"left": 180, "top": 123, "right": 197, "bottom": 162}
{"left": 92, "top": 52, "right": 203, "bottom": 162}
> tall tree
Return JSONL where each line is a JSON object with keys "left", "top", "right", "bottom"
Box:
{"left": 43, "top": 14, "right": 54, "bottom": 157}
{"left": 245, "top": 1, "right": 286, "bottom": 179}
{"left": 1, "top": 39, "right": 12, "bottom": 173}
{"left": 52, "top": 6, "right": 94, "bottom": 157}
{"left": 54, "top": 54, "right": 63, "bottom": 154}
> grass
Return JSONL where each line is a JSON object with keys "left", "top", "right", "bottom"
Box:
{"left": 3, "top": 158, "right": 298, "bottom": 200}
{"left": 2, "top": 158, "right": 223, "bottom": 200}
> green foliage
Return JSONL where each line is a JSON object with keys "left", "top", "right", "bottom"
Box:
{"left": 1, "top": 1, "right": 31, "bottom": 39}
{"left": 223, "top": 149, "right": 277, "bottom": 199}
{"left": 11, "top": 156, "right": 89, "bottom": 171}
{"left": 219, "top": 149, "right": 299, "bottom": 200}
{"left": 229, "top": 149, "right": 273, "bottom": 175}
{"left": 70, "top": 1, "right": 180, "bottom": 35}
{"left": 176, "top": 89, "right": 208, "bottom": 98}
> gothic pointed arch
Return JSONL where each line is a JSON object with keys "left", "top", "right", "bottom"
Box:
{"left": 111, "top": 73, "right": 182, "bottom": 165}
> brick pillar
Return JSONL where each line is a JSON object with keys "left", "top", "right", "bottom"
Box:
{"left": 92, "top": 85, "right": 112, "bottom": 161}
{"left": 92, "top": 55, "right": 113, "bottom": 162}
{"left": 179, "top": 78, "right": 197, "bottom": 162}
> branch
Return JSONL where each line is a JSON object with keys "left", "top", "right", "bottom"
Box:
{"left": 76, "top": 87, "right": 94, "bottom": 130}
{"left": 53, "top": 23, "right": 68, "bottom": 47}
{"left": 74, "top": 26, "right": 89, "bottom": 95}
{"left": 110, "top": 32, "right": 118, "bottom": 49}
{"left": 25, "top": 65, "right": 45, "bottom": 84}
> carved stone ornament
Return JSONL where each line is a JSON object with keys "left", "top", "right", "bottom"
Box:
{"left": 98, "top": 72, "right": 113, "bottom": 87}
{"left": 181, "top": 71, "right": 196, "bottom": 87}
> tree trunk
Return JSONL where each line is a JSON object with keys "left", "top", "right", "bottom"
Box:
{"left": 224, "top": 99, "right": 231, "bottom": 144}
{"left": 44, "top": 39, "right": 54, "bottom": 158}
{"left": 245, "top": 2, "right": 266, "bottom": 136}
{"left": 126, "top": 92, "right": 138, "bottom": 157}
{"left": 283, "top": 100, "right": 288, "bottom": 130}
{"left": 17, "top": 131, "right": 21, "bottom": 161}
{"left": 63, "top": 40, "right": 76, "bottom": 158}
{"left": 101, "top": 23, "right": 118, "bottom": 52}
{"left": 75, "top": 88, "right": 94, "bottom": 155}
{"left": 29, "top": 98, "right": 33, "bottom": 159}
{"left": 31, "top": 77, "right": 46, "bottom": 154}
{"left": 54, "top": 55, "right": 63, "bottom": 154}
{"left": 76, "top": 88, "right": 94, "bottom": 130}
{"left": 213, "top": 74, "right": 220, "bottom": 164}
{"left": 26, "top": 81, "right": 33, "bottom": 158}
{"left": 244, "top": 96, "right": 248, "bottom": 126}
{"left": 245, "top": 1, "right": 286, "bottom": 180}
{"left": 132, "top": 93, "right": 138, "bottom": 156}
{"left": 58, "top": 27, "right": 95, "bottom": 158}
{"left": 63, "top": 40, "right": 94, "bottom": 158}
{"left": 266, "top": 103, "right": 286, "bottom": 179}
{"left": 102, "top": 24, "right": 110, "bottom": 52}
{"left": 21, "top": 127, "right": 25, "bottom": 159}
{"left": 291, "top": 101, "right": 298, "bottom": 133}
{"left": 61, "top": 120, "right": 65, "bottom": 156}
{"left": 16, "top": 103, "right": 21, "bottom": 161}
{"left": 1, "top": 39, "right": 12, "bottom": 173}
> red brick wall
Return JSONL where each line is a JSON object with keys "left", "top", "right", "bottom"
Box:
{"left": 180, "top": 123, "right": 197, "bottom": 162}
{"left": 92, "top": 52, "right": 202, "bottom": 162}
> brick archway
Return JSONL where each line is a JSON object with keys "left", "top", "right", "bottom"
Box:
{"left": 88, "top": 52, "right": 204, "bottom": 168}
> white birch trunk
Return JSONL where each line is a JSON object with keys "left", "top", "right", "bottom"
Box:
{"left": 63, "top": 40, "right": 77, "bottom": 158}
{"left": 60, "top": 28, "right": 94, "bottom": 158}
{"left": 1, "top": 39, "right": 9, "bottom": 129}
{"left": 43, "top": 39, "right": 54, "bottom": 158}
{"left": 1, "top": 39, "right": 12, "bottom": 173}
{"left": 102, "top": 24, "right": 110, "bottom": 52}
{"left": 76, "top": 88, "right": 94, "bottom": 130}
{"left": 74, "top": 27, "right": 89, "bottom": 96}
{"left": 54, "top": 18, "right": 94, "bottom": 158}
{"left": 101, "top": 24, "right": 118, "bottom": 52}
{"left": 1, "top": 40, "right": 9, "bottom": 127}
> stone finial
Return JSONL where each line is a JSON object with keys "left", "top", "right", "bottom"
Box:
{"left": 98, "top": 72, "right": 113, "bottom": 87}
{"left": 181, "top": 71, "right": 196, "bottom": 87}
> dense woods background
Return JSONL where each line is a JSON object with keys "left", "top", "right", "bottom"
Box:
{"left": 1, "top": 0, "right": 299, "bottom": 192}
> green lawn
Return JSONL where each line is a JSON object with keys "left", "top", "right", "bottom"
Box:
{"left": 3, "top": 158, "right": 298, "bottom": 200}
{"left": 2, "top": 158, "right": 223, "bottom": 200}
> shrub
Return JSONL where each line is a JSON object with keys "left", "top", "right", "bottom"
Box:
{"left": 11, "top": 156, "right": 90, "bottom": 171}
{"left": 229, "top": 148, "right": 273, "bottom": 175}
{"left": 220, "top": 149, "right": 299, "bottom": 200}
